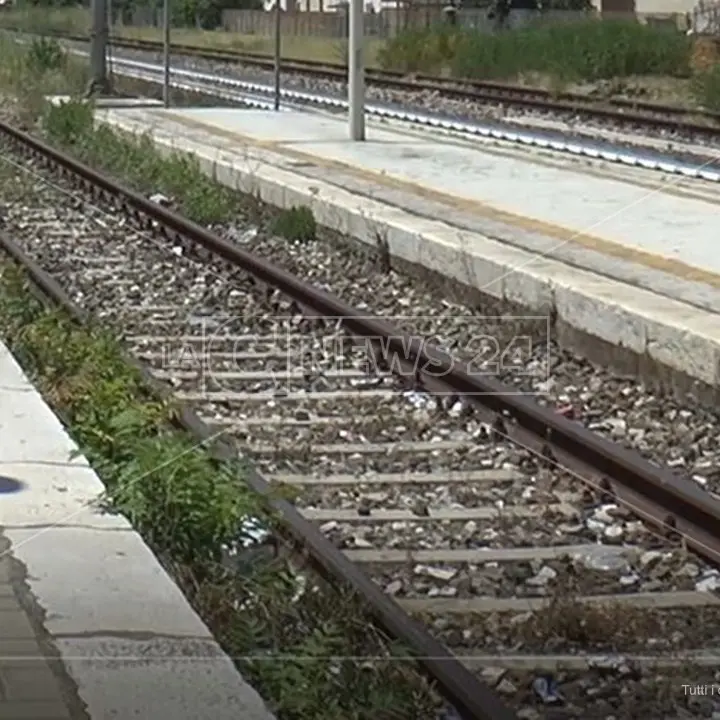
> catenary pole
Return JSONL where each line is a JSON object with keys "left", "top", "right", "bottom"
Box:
{"left": 162, "top": 0, "right": 171, "bottom": 108}
{"left": 348, "top": 0, "right": 365, "bottom": 140}
{"left": 89, "top": 0, "right": 109, "bottom": 95}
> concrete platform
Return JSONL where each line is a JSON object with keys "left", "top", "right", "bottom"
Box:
{"left": 0, "top": 343, "right": 275, "bottom": 720}
{"left": 93, "top": 105, "right": 720, "bottom": 390}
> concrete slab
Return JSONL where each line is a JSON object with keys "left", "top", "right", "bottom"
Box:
{"left": 92, "top": 106, "right": 720, "bottom": 390}
{"left": 56, "top": 638, "right": 273, "bottom": 720}
{"left": 0, "top": 462, "right": 125, "bottom": 529}
{"left": 0, "top": 341, "right": 276, "bottom": 720}
{"left": 0, "top": 345, "right": 33, "bottom": 392}
{"left": 5, "top": 526, "right": 212, "bottom": 637}
{"left": 0, "top": 389, "right": 87, "bottom": 466}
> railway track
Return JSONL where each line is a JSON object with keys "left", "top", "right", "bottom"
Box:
{"left": 13, "top": 37, "right": 720, "bottom": 183}
{"left": 13, "top": 28, "right": 720, "bottom": 141}
{"left": 3, "top": 118, "right": 720, "bottom": 719}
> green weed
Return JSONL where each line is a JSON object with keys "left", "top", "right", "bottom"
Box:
{"left": 377, "top": 27, "right": 460, "bottom": 74}
{"left": 43, "top": 98, "right": 93, "bottom": 145}
{"left": 692, "top": 64, "right": 720, "bottom": 111}
{"left": 272, "top": 205, "right": 317, "bottom": 243}
{"left": 26, "top": 37, "right": 66, "bottom": 74}
{"left": 44, "top": 101, "right": 241, "bottom": 226}
{"left": 0, "top": 35, "right": 88, "bottom": 126}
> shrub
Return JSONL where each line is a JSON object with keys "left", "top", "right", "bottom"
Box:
{"left": 44, "top": 98, "right": 93, "bottom": 146}
{"left": 26, "top": 37, "right": 67, "bottom": 74}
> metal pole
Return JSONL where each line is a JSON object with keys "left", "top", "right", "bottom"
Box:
{"left": 273, "top": 0, "right": 281, "bottom": 111}
{"left": 89, "top": 0, "right": 109, "bottom": 95}
{"left": 348, "top": 0, "right": 365, "bottom": 141}
{"left": 162, "top": 0, "right": 170, "bottom": 108}
{"left": 106, "top": 0, "right": 113, "bottom": 80}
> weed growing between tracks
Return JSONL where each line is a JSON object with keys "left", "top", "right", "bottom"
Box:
{"left": 0, "top": 35, "right": 87, "bottom": 126}
{"left": 0, "top": 262, "right": 440, "bottom": 720}
{"left": 40, "top": 99, "right": 323, "bottom": 240}
{"left": 272, "top": 206, "right": 318, "bottom": 244}
{"left": 44, "top": 101, "right": 243, "bottom": 226}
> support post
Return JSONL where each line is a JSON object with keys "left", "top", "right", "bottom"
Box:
{"left": 348, "top": 0, "right": 365, "bottom": 141}
{"left": 273, "top": 0, "right": 281, "bottom": 111}
{"left": 88, "top": 0, "right": 110, "bottom": 96}
{"left": 162, "top": 0, "right": 170, "bottom": 108}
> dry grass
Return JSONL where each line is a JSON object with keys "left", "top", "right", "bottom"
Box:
{"left": 117, "top": 25, "right": 384, "bottom": 66}
{"left": 514, "top": 593, "right": 663, "bottom": 649}
{"left": 0, "top": 6, "right": 383, "bottom": 66}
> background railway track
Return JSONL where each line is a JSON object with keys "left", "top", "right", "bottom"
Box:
{"left": 7, "top": 28, "right": 720, "bottom": 183}
{"left": 14, "top": 28, "right": 720, "bottom": 142}
{"left": 4, "top": 119, "right": 720, "bottom": 719}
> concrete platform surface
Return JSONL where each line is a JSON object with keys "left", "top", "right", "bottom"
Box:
{"left": 153, "top": 108, "right": 720, "bottom": 275}
{"left": 0, "top": 343, "right": 275, "bottom": 720}
{"left": 93, "top": 106, "right": 720, "bottom": 390}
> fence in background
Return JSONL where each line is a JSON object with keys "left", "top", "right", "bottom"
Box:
{"left": 121, "top": 4, "right": 693, "bottom": 39}
{"left": 216, "top": 7, "right": 691, "bottom": 38}
{"left": 218, "top": 7, "right": 605, "bottom": 38}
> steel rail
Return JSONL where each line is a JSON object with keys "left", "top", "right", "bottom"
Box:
{"left": 23, "top": 28, "right": 720, "bottom": 139}
{"left": 0, "top": 119, "right": 517, "bottom": 720}
{"left": 5, "top": 112, "right": 720, "bottom": 710}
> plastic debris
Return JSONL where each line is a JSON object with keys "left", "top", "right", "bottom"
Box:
{"left": 532, "top": 675, "right": 563, "bottom": 704}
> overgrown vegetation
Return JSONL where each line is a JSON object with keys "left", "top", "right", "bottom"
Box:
{"left": 379, "top": 20, "right": 692, "bottom": 81}
{"left": 6, "top": 4, "right": 720, "bottom": 108}
{"left": 0, "top": 39, "right": 438, "bottom": 720}
{"left": 25, "top": 35, "right": 66, "bottom": 73}
{"left": 39, "top": 99, "right": 326, "bottom": 238}
{"left": 0, "top": 266, "right": 438, "bottom": 719}
{"left": 3, "top": 0, "right": 262, "bottom": 33}
{"left": 7, "top": 2, "right": 720, "bottom": 108}
{"left": 44, "top": 100, "right": 243, "bottom": 225}
{"left": 0, "top": 5, "right": 385, "bottom": 65}
{"left": 272, "top": 206, "right": 317, "bottom": 244}
{"left": 693, "top": 63, "right": 720, "bottom": 111}
{"left": 377, "top": 19, "right": 720, "bottom": 109}
{"left": 0, "top": 272, "right": 262, "bottom": 564}
{"left": 0, "top": 34, "right": 87, "bottom": 125}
